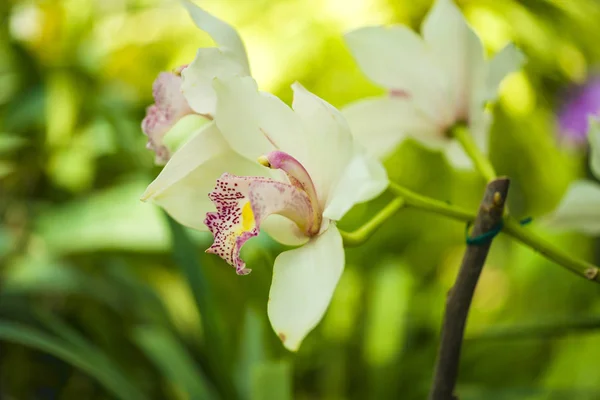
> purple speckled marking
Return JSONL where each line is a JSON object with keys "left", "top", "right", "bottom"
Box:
{"left": 205, "top": 173, "right": 314, "bottom": 275}
{"left": 141, "top": 68, "right": 194, "bottom": 164}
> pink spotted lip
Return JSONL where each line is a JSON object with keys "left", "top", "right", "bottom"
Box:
{"left": 204, "top": 175, "right": 260, "bottom": 275}
{"left": 204, "top": 151, "right": 323, "bottom": 275}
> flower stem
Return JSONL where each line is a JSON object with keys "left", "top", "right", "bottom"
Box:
{"left": 340, "top": 184, "right": 474, "bottom": 247}
{"left": 467, "top": 314, "right": 600, "bottom": 341}
{"left": 340, "top": 197, "right": 405, "bottom": 247}
{"left": 342, "top": 182, "right": 600, "bottom": 283}
{"left": 388, "top": 182, "right": 475, "bottom": 222}
{"left": 451, "top": 124, "right": 497, "bottom": 182}
{"left": 502, "top": 218, "right": 600, "bottom": 282}
{"left": 449, "top": 123, "right": 599, "bottom": 281}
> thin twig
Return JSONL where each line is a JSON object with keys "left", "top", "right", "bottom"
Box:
{"left": 429, "top": 177, "right": 510, "bottom": 400}
{"left": 466, "top": 315, "right": 600, "bottom": 341}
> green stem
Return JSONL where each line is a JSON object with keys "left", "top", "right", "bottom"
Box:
{"left": 388, "top": 182, "right": 475, "bottom": 222}
{"left": 467, "top": 315, "right": 600, "bottom": 341}
{"left": 451, "top": 123, "right": 598, "bottom": 281}
{"left": 503, "top": 219, "right": 600, "bottom": 282}
{"left": 340, "top": 198, "right": 405, "bottom": 247}
{"left": 451, "top": 125, "right": 497, "bottom": 182}
{"left": 340, "top": 184, "right": 475, "bottom": 247}
{"left": 342, "top": 182, "right": 600, "bottom": 283}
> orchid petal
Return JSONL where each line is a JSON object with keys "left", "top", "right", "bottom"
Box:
{"left": 212, "top": 76, "right": 303, "bottom": 162}
{"left": 342, "top": 96, "right": 436, "bottom": 159}
{"left": 161, "top": 114, "right": 212, "bottom": 155}
{"left": 261, "top": 215, "right": 310, "bottom": 246}
{"left": 422, "top": 0, "right": 486, "bottom": 122}
{"left": 141, "top": 72, "right": 194, "bottom": 164}
{"left": 588, "top": 117, "right": 600, "bottom": 179}
{"left": 481, "top": 43, "right": 526, "bottom": 105}
{"left": 268, "top": 225, "right": 344, "bottom": 351}
{"left": 344, "top": 26, "right": 448, "bottom": 123}
{"left": 290, "top": 82, "right": 359, "bottom": 208}
{"left": 141, "top": 123, "right": 266, "bottom": 230}
{"left": 181, "top": 48, "right": 248, "bottom": 117}
{"left": 182, "top": 0, "right": 250, "bottom": 74}
{"left": 544, "top": 180, "right": 600, "bottom": 235}
{"left": 205, "top": 173, "right": 315, "bottom": 274}
{"left": 213, "top": 76, "right": 379, "bottom": 220}
{"left": 323, "top": 152, "right": 388, "bottom": 220}
{"left": 444, "top": 141, "right": 474, "bottom": 170}
{"left": 465, "top": 45, "right": 523, "bottom": 152}
{"left": 468, "top": 108, "right": 493, "bottom": 156}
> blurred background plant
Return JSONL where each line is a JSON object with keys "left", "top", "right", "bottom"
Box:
{"left": 2, "top": 0, "right": 600, "bottom": 399}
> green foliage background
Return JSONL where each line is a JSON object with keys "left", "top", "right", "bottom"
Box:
{"left": 2, "top": 0, "right": 600, "bottom": 399}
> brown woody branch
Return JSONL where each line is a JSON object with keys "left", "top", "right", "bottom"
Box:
{"left": 429, "top": 177, "right": 510, "bottom": 400}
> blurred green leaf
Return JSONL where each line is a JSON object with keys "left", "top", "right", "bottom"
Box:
{"left": 45, "top": 70, "right": 79, "bottom": 148}
{"left": 250, "top": 361, "right": 293, "bottom": 400}
{"left": 364, "top": 260, "right": 413, "bottom": 367}
{"left": 132, "top": 325, "right": 217, "bottom": 400}
{"left": 0, "top": 133, "right": 28, "bottom": 153}
{"left": 2, "top": 257, "right": 121, "bottom": 310}
{"left": 165, "top": 212, "right": 218, "bottom": 333}
{"left": 0, "top": 226, "right": 12, "bottom": 258}
{"left": 460, "top": 386, "right": 600, "bottom": 400}
{"left": 104, "top": 261, "right": 178, "bottom": 329}
{"left": 47, "top": 145, "right": 96, "bottom": 191}
{"left": 542, "top": 334, "right": 600, "bottom": 388}
{"left": 0, "top": 160, "right": 15, "bottom": 178}
{"left": 36, "top": 178, "right": 171, "bottom": 253}
{"left": 236, "top": 308, "right": 267, "bottom": 399}
{"left": 3, "top": 86, "right": 45, "bottom": 132}
{"left": 0, "top": 320, "right": 146, "bottom": 400}
{"left": 164, "top": 212, "right": 236, "bottom": 398}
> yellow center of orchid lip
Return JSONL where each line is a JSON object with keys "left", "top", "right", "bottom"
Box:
{"left": 241, "top": 201, "right": 255, "bottom": 232}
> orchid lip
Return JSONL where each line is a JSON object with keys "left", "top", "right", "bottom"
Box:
{"left": 204, "top": 152, "right": 323, "bottom": 274}
{"left": 204, "top": 172, "right": 317, "bottom": 275}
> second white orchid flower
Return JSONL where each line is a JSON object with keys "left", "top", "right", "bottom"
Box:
{"left": 342, "top": 0, "right": 525, "bottom": 166}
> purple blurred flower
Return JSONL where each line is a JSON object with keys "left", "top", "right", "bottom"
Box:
{"left": 558, "top": 76, "right": 600, "bottom": 145}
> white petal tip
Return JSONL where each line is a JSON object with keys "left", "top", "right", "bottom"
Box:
{"left": 290, "top": 81, "right": 305, "bottom": 91}
{"left": 140, "top": 190, "right": 153, "bottom": 202}
{"left": 278, "top": 332, "right": 300, "bottom": 352}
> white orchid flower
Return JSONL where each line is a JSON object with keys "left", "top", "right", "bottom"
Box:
{"left": 141, "top": 0, "right": 250, "bottom": 165}
{"left": 206, "top": 76, "right": 386, "bottom": 350}
{"left": 545, "top": 118, "right": 600, "bottom": 234}
{"left": 142, "top": 1, "right": 388, "bottom": 351}
{"left": 144, "top": 73, "right": 387, "bottom": 350}
{"left": 342, "top": 0, "right": 525, "bottom": 166}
